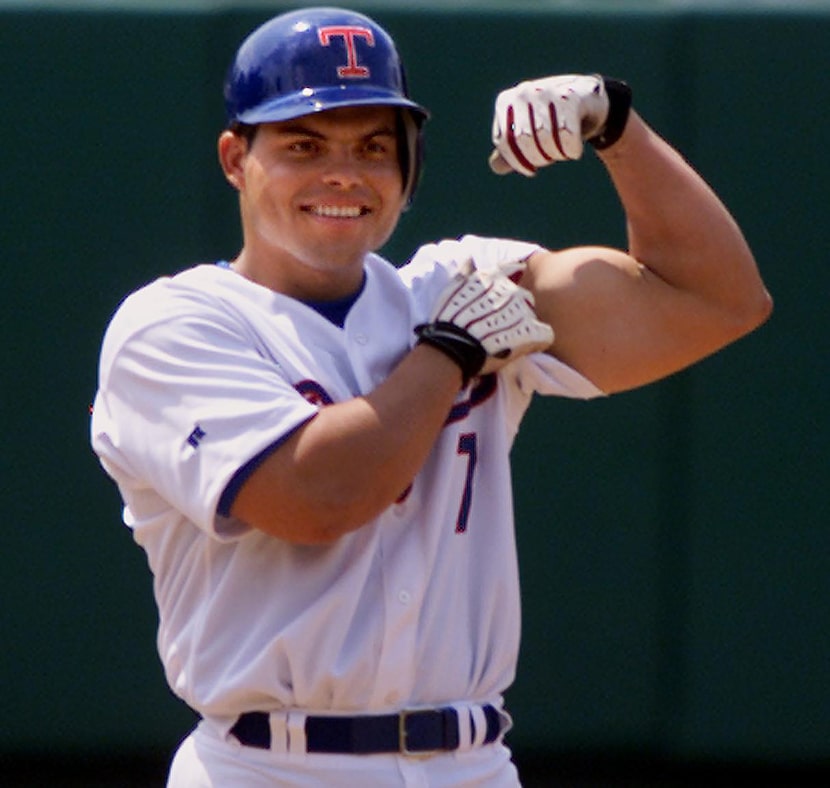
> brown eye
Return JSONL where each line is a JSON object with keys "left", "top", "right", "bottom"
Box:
{"left": 364, "top": 136, "right": 396, "bottom": 160}
{"left": 287, "top": 138, "right": 321, "bottom": 155}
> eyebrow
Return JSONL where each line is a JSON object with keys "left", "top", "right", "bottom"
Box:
{"left": 275, "top": 123, "right": 397, "bottom": 140}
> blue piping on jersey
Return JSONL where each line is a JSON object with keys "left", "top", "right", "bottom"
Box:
{"left": 217, "top": 415, "right": 316, "bottom": 518}
{"left": 445, "top": 374, "right": 497, "bottom": 426}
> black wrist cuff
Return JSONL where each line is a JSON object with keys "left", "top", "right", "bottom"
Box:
{"left": 590, "top": 77, "right": 632, "bottom": 150}
{"left": 414, "top": 321, "right": 486, "bottom": 387}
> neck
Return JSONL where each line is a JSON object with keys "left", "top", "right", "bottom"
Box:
{"left": 231, "top": 247, "right": 368, "bottom": 301}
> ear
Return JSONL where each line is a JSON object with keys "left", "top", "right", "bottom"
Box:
{"left": 218, "top": 130, "right": 247, "bottom": 191}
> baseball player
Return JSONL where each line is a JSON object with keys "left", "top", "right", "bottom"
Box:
{"left": 90, "top": 6, "right": 770, "bottom": 787}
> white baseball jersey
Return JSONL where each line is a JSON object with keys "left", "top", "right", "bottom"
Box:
{"left": 91, "top": 234, "right": 603, "bottom": 733}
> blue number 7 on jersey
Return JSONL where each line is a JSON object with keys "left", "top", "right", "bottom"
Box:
{"left": 455, "top": 433, "right": 478, "bottom": 533}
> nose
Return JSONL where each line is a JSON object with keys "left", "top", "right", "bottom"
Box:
{"left": 322, "top": 150, "right": 364, "bottom": 189}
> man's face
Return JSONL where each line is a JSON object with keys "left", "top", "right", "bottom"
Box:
{"left": 225, "top": 105, "right": 407, "bottom": 292}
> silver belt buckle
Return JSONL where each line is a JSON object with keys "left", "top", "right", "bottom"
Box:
{"left": 399, "top": 709, "right": 441, "bottom": 759}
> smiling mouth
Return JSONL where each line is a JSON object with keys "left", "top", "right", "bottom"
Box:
{"left": 303, "top": 205, "right": 371, "bottom": 218}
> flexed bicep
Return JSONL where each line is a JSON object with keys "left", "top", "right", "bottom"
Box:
{"left": 521, "top": 247, "right": 741, "bottom": 394}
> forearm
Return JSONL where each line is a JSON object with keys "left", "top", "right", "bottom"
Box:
{"left": 596, "top": 111, "right": 771, "bottom": 322}
{"left": 231, "top": 260, "right": 553, "bottom": 544}
{"left": 492, "top": 74, "right": 771, "bottom": 393}
{"left": 231, "top": 344, "right": 463, "bottom": 544}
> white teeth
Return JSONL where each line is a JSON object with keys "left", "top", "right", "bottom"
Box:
{"left": 309, "top": 205, "right": 364, "bottom": 218}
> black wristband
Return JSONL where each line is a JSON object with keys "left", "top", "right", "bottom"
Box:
{"left": 414, "top": 321, "right": 487, "bottom": 387}
{"left": 589, "top": 77, "right": 632, "bottom": 150}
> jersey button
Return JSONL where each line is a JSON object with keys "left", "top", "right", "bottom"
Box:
{"left": 398, "top": 589, "right": 411, "bottom": 605}
{"left": 354, "top": 333, "right": 368, "bottom": 345}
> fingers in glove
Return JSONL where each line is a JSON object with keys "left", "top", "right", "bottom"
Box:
{"left": 488, "top": 149, "right": 514, "bottom": 175}
{"left": 525, "top": 93, "right": 578, "bottom": 162}
{"left": 432, "top": 272, "right": 495, "bottom": 324}
{"left": 479, "top": 327, "right": 554, "bottom": 375}
{"left": 491, "top": 104, "right": 537, "bottom": 177}
{"left": 474, "top": 294, "right": 553, "bottom": 357}
{"left": 485, "top": 320, "right": 554, "bottom": 362}
{"left": 428, "top": 267, "right": 553, "bottom": 373}
{"left": 459, "top": 280, "right": 553, "bottom": 360}
{"left": 462, "top": 275, "right": 532, "bottom": 329}
{"left": 490, "top": 74, "right": 612, "bottom": 176}
{"left": 492, "top": 99, "right": 583, "bottom": 175}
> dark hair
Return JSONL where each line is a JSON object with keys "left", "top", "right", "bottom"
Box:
{"left": 228, "top": 121, "right": 259, "bottom": 146}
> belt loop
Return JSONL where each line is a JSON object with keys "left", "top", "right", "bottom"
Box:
{"left": 469, "top": 705, "right": 487, "bottom": 748}
{"left": 267, "top": 712, "right": 289, "bottom": 753}
{"left": 450, "top": 702, "right": 473, "bottom": 751}
{"left": 497, "top": 707, "right": 514, "bottom": 740}
{"left": 286, "top": 710, "right": 307, "bottom": 756}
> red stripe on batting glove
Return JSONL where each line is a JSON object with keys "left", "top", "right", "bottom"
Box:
{"left": 506, "top": 105, "right": 537, "bottom": 175}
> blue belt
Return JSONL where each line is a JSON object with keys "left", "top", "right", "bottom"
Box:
{"left": 229, "top": 704, "right": 504, "bottom": 755}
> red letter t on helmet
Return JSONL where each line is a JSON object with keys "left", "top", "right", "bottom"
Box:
{"left": 318, "top": 26, "right": 375, "bottom": 78}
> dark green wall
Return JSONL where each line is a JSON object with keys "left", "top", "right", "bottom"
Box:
{"left": 2, "top": 0, "right": 827, "bottom": 769}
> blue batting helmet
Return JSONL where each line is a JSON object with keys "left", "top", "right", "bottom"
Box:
{"left": 223, "top": 7, "right": 429, "bottom": 203}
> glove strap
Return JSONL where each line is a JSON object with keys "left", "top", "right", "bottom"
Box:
{"left": 589, "top": 77, "right": 632, "bottom": 150}
{"left": 414, "top": 321, "right": 487, "bottom": 387}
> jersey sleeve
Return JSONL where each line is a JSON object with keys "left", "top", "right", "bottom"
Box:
{"left": 510, "top": 352, "right": 606, "bottom": 399}
{"left": 399, "top": 234, "right": 543, "bottom": 315}
{"left": 91, "top": 296, "right": 318, "bottom": 539}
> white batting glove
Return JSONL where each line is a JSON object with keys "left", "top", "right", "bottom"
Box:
{"left": 415, "top": 260, "right": 554, "bottom": 384}
{"left": 489, "top": 74, "right": 631, "bottom": 176}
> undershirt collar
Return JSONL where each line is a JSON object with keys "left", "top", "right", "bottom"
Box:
{"left": 301, "top": 274, "right": 366, "bottom": 328}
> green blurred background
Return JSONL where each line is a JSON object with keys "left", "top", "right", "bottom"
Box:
{"left": 1, "top": 1, "right": 827, "bottom": 785}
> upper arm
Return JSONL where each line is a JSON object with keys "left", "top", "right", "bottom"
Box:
{"left": 522, "top": 247, "right": 755, "bottom": 393}
{"left": 95, "top": 309, "right": 319, "bottom": 536}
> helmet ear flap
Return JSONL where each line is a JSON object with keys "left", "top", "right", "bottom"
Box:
{"left": 399, "top": 109, "right": 426, "bottom": 209}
